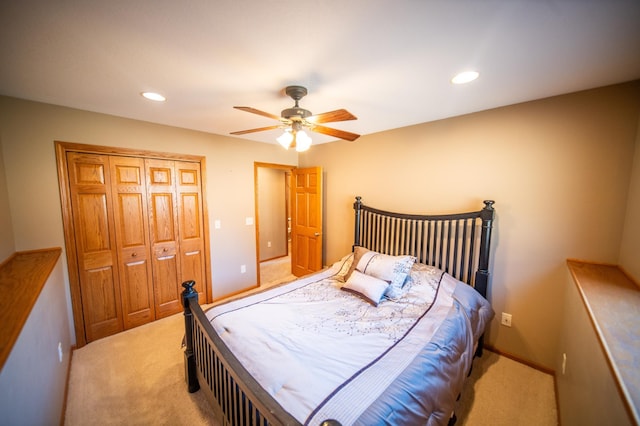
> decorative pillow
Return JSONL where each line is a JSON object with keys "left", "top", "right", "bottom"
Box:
{"left": 341, "top": 270, "right": 389, "bottom": 306}
{"left": 346, "top": 247, "right": 416, "bottom": 300}
{"left": 343, "top": 246, "right": 369, "bottom": 282}
{"left": 332, "top": 252, "right": 354, "bottom": 280}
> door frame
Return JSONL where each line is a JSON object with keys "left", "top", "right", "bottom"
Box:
{"left": 253, "top": 162, "right": 295, "bottom": 286}
{"left": 55, "top": 141, "right": 213, "bottom": 347}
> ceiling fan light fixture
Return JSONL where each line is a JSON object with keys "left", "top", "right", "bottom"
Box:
{"left": 451, "top": 71, "right": 479, "bottom": 85}
{"left": 277, "top": 130, "right": 294, "bottom": 149}
{"left": 295, "top": 131, "right": 312, "bottom": 152}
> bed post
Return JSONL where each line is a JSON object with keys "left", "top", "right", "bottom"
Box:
{"left": 474, "top": 200, "right": 495, "bottom": 298}
{"left": 181, "top": 280, "right": 200, "bottom": 393}
{"left": 353, "top": 196, "right": 363, "bottom": 250}
{"left": 474, "top": 200, "right": 495, "bottom": 358}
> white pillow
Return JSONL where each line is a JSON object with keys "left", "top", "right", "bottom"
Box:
{"left": 341, "top": 270, "right": 389, "bottom": 306}
{"left": 353, "top": 249, "right": 416, "bottom": 300}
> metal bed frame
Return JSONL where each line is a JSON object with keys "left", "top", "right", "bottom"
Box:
{"left": 181, "top": 197, "right": 495, "bottom": 425}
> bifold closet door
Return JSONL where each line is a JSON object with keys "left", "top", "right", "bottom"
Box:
{"left": 110, "top": 156, "right": 156, "bottom": 328}
{"left": 67, "top": 152, "right": 124, "bottom": 341}
{"left": 62, "top": 145, "right": 209, "bottom": 344}
{"left": 145, "top": 158, "right": 183, "bottom": 318}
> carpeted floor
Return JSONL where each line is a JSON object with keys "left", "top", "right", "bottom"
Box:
{"left": 454, "top": 350, "right": 558, "bottom": 425}
{"left": 260, "top": 251, "right": 296, "bottom": 286}
{"left": 64, "top": 270, "right": 558, "bottom": 425}
{"left": 64, "top": 308, "right": 218, "bottom": 426}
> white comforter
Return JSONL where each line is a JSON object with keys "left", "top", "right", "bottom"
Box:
{"left": 206, "top": 256, "right": 494, "bottom": 425}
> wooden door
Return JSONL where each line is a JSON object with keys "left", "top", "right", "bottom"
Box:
{"left": 175, "top": 161, "right": 207, "bottom": 302}
{"left": 291, "top": 167, "right": 323, "bottom": 276}
{"left": 146, "top": 158, "right": 182, "bottom": 318}
{"left": 110, "top": 156, "right": 155, "bottom": 329}
{"left": 57, "top": 142, "right": 212, "bottom": 346}
{"left": 67, "top": 152, "right": 123, "bottom": 341}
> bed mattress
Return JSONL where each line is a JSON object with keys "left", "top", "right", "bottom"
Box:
{"left": 206, "top": 256, "right": 494, "bottom": 425}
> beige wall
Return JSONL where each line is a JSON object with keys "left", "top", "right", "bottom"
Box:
{"left": 300, "top": 81, "right": 640, "bottom": 369}
{"left": 619, "top": 110, "right": 640, "bottom": 282}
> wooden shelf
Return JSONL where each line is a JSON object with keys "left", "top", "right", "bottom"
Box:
{"left": 0, "top": 248, "right": 61, "bottom": 369}
{"left": 566, "top": 259, "right": 640, "bottom": 425}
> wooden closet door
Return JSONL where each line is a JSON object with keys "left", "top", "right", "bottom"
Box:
{"left": 110, "top": 156, "right": 155, "bottom": 328}
{"left": 175, "top": 161, "right": 207, "bottom": 302}
{"left": 66, "top": 152, "right": 123, "bottom": 341}
{"left": 145, "top": 159, "right": 182, "bottom": 318}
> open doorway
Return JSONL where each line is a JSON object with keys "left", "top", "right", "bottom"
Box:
{"left": 254, "top": 162, "right": 295, "bottom": 286}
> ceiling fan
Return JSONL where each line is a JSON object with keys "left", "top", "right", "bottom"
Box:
{"left": 230, "top": 85, "right": 360, "bottom": 151}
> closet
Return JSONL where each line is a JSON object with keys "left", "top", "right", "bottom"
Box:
{"left": 56, "top": 142, "right": 210, "bottom": 346}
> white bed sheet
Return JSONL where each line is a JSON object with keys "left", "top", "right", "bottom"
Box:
{"left": 206, "top": 256, "right": 493, "bottom": 425}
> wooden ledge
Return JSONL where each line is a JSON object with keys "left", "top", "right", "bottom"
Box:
{"left": 566, "top": 259, "right": 640, "bottom": 425}
{"left": 0, "top": 248, "right": 62, "bottom": 370}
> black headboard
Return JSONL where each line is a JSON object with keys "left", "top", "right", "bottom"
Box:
{"left": 353, "top": 197, "right": 495, "bottom": 298}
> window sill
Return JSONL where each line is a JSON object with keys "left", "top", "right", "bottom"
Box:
{"left": 566, "top": 259, "right": 640, "bottom": 424}
{"left": 0, "top": 248, "right": 62, "bottom": 370}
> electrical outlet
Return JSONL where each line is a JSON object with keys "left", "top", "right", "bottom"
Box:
{"left": 501, "top": 312, "right": 512, "bottom": 327}
{"left": 240, "top": 264, "right": 246, "bottom": 273}
{"left": 267, "top": 241, "right": 271, "bottom": 248}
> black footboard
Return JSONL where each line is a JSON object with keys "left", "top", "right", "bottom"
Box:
{"left": 181, "top": 280, "right": 302, "bottom": 426}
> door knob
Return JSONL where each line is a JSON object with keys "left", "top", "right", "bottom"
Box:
{"left": 314, "top": 232, "right": 320, "bottom": 236}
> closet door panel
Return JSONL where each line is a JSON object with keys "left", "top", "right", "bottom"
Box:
{"left": 176, "top": 161, "right": 207, "bottom": 302}
{"left": 181, "top": 248, "right": 204, "bottom": 297}
{"left": 153, "top": 245, "right": 180, "bottom": 309}
{"left": 150, "top": 193, "right": 176, "bottom": 242}
{"left": 146, "top": 159, "right": 182, "bottom": 318}
{"left": 110, "top": 156, "right": 155, "bottom": 329}
{"left": 122, "top": 260, "right": 152, "bottom": 311}
{"left": 180, "top": 192, "right": 200, "bottom": 239}
{"left": 67, "top": 152, "right": 123, "bottom": 342}
{"left": 83, "top": 267, "right": 119, "bottom": 338}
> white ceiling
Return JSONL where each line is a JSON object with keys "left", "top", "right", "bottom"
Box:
{"left": 1, "top": 0, "right": 639, "bottom": 145}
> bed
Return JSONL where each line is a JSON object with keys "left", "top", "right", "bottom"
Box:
{"left": 181, "top": 196, "right": 496, "bottom": 425}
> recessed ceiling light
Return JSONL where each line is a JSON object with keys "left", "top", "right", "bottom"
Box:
{"left": 141, "top": 92, "right": 166, "bottom": 102}
{"left": 451, "top": 71, "right": 479, "bottom": 85}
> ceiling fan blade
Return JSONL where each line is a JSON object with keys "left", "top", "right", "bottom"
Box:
{"left": 230, "top": 125, "right": 282, "bottom": 135}
{"left": 234, "top": 106, "right": 282, "bottom": 121}
{"left": 307, "top": 109, "right": 357, "bottom": 123}
{"left": 311, "top": 124, "right": 360, "bottom": 141}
